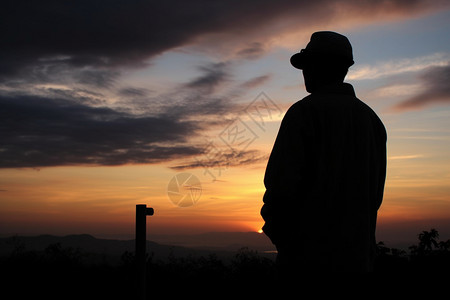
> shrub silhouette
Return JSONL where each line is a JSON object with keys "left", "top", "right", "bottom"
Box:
{"left": 375, "top": 228, "right": 450, "bottom": 273}
{"left": 231, "top": 247, "right": 275, "bottom": 282}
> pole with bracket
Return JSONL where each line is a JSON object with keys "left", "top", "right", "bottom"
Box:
{"left": 136, "top": 204, "right": 154, "bottom": 300}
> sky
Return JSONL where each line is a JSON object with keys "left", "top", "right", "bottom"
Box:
{"left": 1, "top": 0, "right": 450, "bottom": 246}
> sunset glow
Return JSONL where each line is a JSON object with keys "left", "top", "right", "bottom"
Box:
{"left": 1, "top": 1, "right": 450, "bottom": 246}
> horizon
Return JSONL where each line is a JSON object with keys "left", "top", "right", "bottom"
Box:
{"left": 2, "top": 222, "right": 449, "bottom": 252}
{"left": 1, "top": 1, "right": 450, "bottom": 248}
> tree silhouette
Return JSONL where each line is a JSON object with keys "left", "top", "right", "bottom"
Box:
{"left": 438, "top": 239, "right": 450, "bottom": 252}
{"left": 419, "top": 229, "right": 439, "bottom": 251}
{"left": 410, "top": 228, "right": 440, "bottom": 256}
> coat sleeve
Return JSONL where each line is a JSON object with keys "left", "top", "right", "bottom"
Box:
{"left": 376, "top": 120, "right": 387, "bottom": 210}
{"left": 261, "top": 102, "right": 314, "bottom": 245}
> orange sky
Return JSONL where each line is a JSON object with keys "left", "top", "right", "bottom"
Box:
{"left": 1, "top": 2, "right": 450, "bottom": 246}
{"left": 1, "top": 110, "right": 449, "bottom": 243}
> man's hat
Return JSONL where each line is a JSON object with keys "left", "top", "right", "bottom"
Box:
{"left": 290, "top": 31, "right": 354, "bottom": 69}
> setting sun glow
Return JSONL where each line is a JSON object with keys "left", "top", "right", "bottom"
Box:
{"left": 0, "top": 2, "right": 449, "bottom": 248}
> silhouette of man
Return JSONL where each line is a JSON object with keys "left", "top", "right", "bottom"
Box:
{"left": 261, "top": 31, "right": 386, "bottom": 273}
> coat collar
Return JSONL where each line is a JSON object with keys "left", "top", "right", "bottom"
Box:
{"left": 312, "top": 82, "right": 355, "bottom": 96}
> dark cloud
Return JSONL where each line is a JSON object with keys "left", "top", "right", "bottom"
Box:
{"left": 118, "top": 87, "right": 151, "bottom": 98}
{"left": 0, "top": 94, "right": 203, "bottom": 168}
{"left": 73, "top": 68, "right": 119, "bottom": 88}
{"left": 38, "top": 87, "right": 107, "bottom": 106}
{"left": 1, "top": 0, "right": 446, "bottom": 168}
{"left": 0, "top": 54, "right": 119, "bottom": 88}
{"left": 0, "top": 61, "right": 246, "bottom": 169}
{"left": 391, "top": 64, "right": 450, "bottom": 112}
{"left": 236, "top": 42, "right": 267, "bottom": 60}
{"left": 185, "top": 62, "right": 230, "bottom": 92}
{"left": 170, "top": 149, "right": 269, "bottom": 171}
{"left": 154, "top": 62, "right": 237, "bottom": 121}
{"left": 239, "top": 75, "right": 272, "bottom": 89}
{"left": 1, "top": 0, "right": 445, "bottom": 81}
{"left": 1, "top": 0, "right": 267, "bottom": 80}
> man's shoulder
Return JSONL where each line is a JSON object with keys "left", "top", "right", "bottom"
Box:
{"left": 353, "top": 97, "right": 384, "bottom": 121}
{"left": 353, "top": 97, "right": 387, "bottom": 138}
{"left": 286, "top": 95, "right": 314, "bottom": 113}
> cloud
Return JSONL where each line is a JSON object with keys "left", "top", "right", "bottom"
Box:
{"left": 235, "top": 42, "right": 267, "bottom": 60}
{"left": 388, "top": 154, "right": 424, "bottom": 160}
{"left": 347, "top": 53, "right": 450, "bottom": 80}
{"left": 0, "top": 94, "right": 204, "bottom": 168}
{"left": 184, "top": 62, "right": 230, "bottom": 92}
{"left": 239, "top": 75, "right": 272, "bottom": 89}
{"left": 1, "top": 0, "right": 448, "bottom": 168}
{"left": 390, "top": 64, "right": 450, "bottom": 112}
{"left": 0, "top": 54, "right": 120, "bottom": 89}
{"left": 0, "top": 60, "right": 268, "bottom": 169}
{"left": 118, "top": 87, "right": 151, "bottom": 98}
{"left": 1, "top": 0, "right": 447, "bottom": 80}
{"left": 170, "top": 149, "right": 269, "bottom": 171}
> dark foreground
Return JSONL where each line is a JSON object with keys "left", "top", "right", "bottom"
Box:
{"left": 2, "top": 229, "right": 449, "bottom": 298}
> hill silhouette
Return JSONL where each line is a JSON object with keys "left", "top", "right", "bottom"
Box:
{"left": 0, "top": 233, "right": 276, "bottom": 298}
{"left": 0, "top": 232, "right": 276, "bottom": 265}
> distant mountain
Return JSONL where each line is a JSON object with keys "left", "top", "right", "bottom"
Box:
{"left": 0, "top": 232, "right": 276, "bottom": 264}
{"left": 0, "top": 234, "right": 210, "bottom": 260}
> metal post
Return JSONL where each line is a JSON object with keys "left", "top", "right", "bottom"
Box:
{"left": 136, "top": 204, "right": 154, "bottom": 300}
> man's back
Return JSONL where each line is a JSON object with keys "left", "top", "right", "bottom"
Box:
{"left": 262, "top": 83, "right": 386, "bottom": 272}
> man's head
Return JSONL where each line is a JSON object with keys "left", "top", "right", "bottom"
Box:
{"left": 290, "top": 31, "right": 354, "bottom": 93}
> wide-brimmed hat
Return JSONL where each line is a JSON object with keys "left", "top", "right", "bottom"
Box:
{"left": 290, "top": 31, "right": 354, "bottom": 69}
